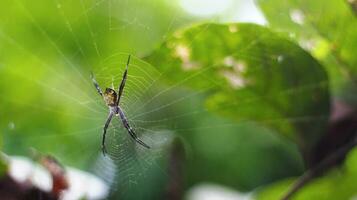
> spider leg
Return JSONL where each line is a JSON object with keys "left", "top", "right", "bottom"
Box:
{"left": 90, "top": 72, "right": 103, "bottom": 96}
{"left": 102, "top": 112, "right": 114, "bottom": 156}
{"left": 116, "top": 55, "right": 131, "bottom": 105}
{"left": 117, "top": 106, "right": 150, "bottom": 149}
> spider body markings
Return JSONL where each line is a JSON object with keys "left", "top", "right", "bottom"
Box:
{"left": 91, "top": 55, "right": 150, "bottom": 155}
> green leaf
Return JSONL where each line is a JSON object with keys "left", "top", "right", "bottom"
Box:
{"left": 145, "top": 23, "right": 330, "bottom": 152}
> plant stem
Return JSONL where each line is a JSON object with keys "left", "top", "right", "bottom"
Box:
{"left": 281, "top": 134, "right": 357, "bottom": 200}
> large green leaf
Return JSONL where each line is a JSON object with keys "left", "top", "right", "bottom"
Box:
{"left": 146, "top": 23, "right": 330, "bottom": 152}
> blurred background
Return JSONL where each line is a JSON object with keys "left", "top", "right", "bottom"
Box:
{"left": 1, "top": 0, "right": 357, "bottom": 199}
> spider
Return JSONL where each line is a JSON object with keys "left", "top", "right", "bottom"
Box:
{"left": 90, "top": 55, "right": 150, "bottom": 155}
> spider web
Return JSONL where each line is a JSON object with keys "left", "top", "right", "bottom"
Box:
{"left": 0, "top": 0, "right": 318, "bottom": 199}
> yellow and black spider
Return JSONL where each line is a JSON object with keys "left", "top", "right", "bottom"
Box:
{"left": 90, "top": 55, "right": 150, "bottom": 155}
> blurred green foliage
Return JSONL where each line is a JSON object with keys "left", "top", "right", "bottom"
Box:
{"left": 1, "top": 0, "right": 357, "bottom": 199}
{"left": 257, "top": 0, "right": 357, "bottom": 99}
{"left": 254, "top": 0, "right": 357, "bottom": 199}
